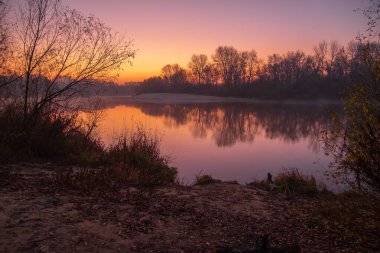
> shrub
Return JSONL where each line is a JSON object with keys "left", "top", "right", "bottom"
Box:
{"left": 194, "top": 174, "right": 221, "bottom": 185}
{"left": 106, "top": 127, "right": 165, "bottom": 166}
{"left": 105, "top": 128, "right": 177, "bottom": 186}
{"left": 0, "top": 103, "right": 104, "bottom": 165}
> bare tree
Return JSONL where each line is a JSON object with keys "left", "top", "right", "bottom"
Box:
{"left": 15, "top": 0, "right": 136, "bottom": 120}
{"left": 235, "top": 51, "right": 248, "bottom": 85}
{"left": 327, "top": 40, "right": 341, "bottom": 78}
{"left": 313, "top": 41, "right": 328, "bottom": 76}
{"left": 161, "top": 64, "right": 187, "bottom": 85}
{"left": 212, "top": 46, "right": 239, "bottom": 85}
{"left": 161, "top": 64, "right": 175, "bottom": 84}
{"left": 0, "top": 1, "right": 13, "bottom": 86}
{"left": 282, "top": 51, "right": 305, "bottom": 85}
{"left": 246, "top": 50, "right": 259, "bottom": 84}
{"left": 203, "top": 63, "right": 219, "bottom": 85}
{"left": 0, "top": 0, "right": 18, "bottom": 105}
{"left": 188, "top": 54, "right": 208, "bottom": 85}
{"left": 0, "top": 0, "right": 8, "bottom": 73}
{"left": 266, "top": 53, "right": 283, "bottom": 82}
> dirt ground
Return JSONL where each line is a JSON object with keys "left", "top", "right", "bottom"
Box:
{"left": 0, "top": 164, "right": 371, "bottom": 252}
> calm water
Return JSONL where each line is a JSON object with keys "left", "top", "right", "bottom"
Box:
{"left": 93, "top": 97, "right": 342, "bottom": 188}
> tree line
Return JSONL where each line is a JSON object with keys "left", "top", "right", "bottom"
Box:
{"left": 139, "top": 41, "right": 380, "bottom": 99}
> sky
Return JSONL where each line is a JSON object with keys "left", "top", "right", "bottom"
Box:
{"left": 63, "top": 0, "right": 370, "bottom": 83}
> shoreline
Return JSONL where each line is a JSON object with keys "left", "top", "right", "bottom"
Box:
{"left": 105, "top": 93, "right": 342, "bottom": 105}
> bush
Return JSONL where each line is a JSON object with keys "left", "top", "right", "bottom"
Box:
{"left": 0, "top": 103, "right": 104, "bottom": 165}
{"left": 105, "top": 128, "right": 177, "bottom": 186}
{"left": 194, "top": 174, "right": 221, "bottom": 185}
{"left": 107, "top": 127, "right": 164, "bottom": 166}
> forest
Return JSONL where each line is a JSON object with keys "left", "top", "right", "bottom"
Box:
{"left": 138, "top": 41, "right": 380, "bottom": 99}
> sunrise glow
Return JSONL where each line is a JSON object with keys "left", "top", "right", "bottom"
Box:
{"left": 62, "top": 0, "right": 368, "bottom": 83}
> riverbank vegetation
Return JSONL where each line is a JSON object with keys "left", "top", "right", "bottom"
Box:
{"left": 248, "top": 169, "right": 320, "bottom": 197}
{"left": 0, "top": 0, "right": 175, "bottom": 187}
{"left": 321, "top": 0, "right": 380, "bottom": 199}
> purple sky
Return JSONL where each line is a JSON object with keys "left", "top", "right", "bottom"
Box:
{"left": 59, "top": 0, "right": 369, "bottom": 82}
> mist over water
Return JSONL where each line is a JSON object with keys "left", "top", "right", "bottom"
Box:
{"left": 95, "top": 97, "right": 344, "bottom": 190}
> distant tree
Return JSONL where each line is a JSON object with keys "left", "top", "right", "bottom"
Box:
{"left": 188, "top": 54, "right": 208, "bottom": 85}
{"left": 313, "top": 41, "right": 328, "bottom": 77}
{"left": 301, "top": 55, "right": 318, "bottom": 80}
{"left": 0, "top": 0, "right": 12, "bottom": 87}
{"left": 266, "top": 53, "right": 283, "bottom": 82}
{"left": 212, "top": 46, "right": 239, "bottom": 85}
{"left": 347, "top": 41, "right": 361, "bottom": 81}
{"left": 246, "top": 50, "right": 259, "bottom": 84}
{"left": 234, "top": 51, "right": 248, "bottom": 85}
{"left": 144, "top": 76, "right": 165, "bottom": 85}
{"left": 15, "top": 0, "right": 136, "bottom": 121}
{"left": 203, "top": 63, "right": 220, "bottom": 85}
{"left": 327, "top": 40, "right": 346, "bottom": 80}
{"left": 282, "top": 51, "right": 305, "bottom": 85}
{"left": 161, "top": 64, "right": 175, "bottom": 84}
{"left": 171, "top": 67, "right": 187, "bottom": 85}
{"left": 0, "top": 0, "right": 7, "bottom": 73}
{"left": 161, "top": 64, "right": 187, "bottom": 85}
{"left": 332, "top": 46, "right": 349, "bottom": 82}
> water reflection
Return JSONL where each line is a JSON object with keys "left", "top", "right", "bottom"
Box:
{"left": 94, "top": 97, "right": 342, "bottom": 187}
{"left": 101, "top": 98, "right": 337, "bottom": 150}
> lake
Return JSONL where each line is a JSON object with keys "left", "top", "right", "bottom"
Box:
{"left": 92, "top": 95, "right": 342, "bottom": 189}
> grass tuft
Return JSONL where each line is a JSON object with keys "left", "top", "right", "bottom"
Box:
{"left": 248, "top": 169, "right": 319, "bottom": 196}
{"left": 274, "top": 168, "right": 318, "bottom": 196}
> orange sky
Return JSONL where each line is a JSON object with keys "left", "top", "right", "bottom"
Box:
{"left": 64, "top": 0, "right": 369, "bottom": 84}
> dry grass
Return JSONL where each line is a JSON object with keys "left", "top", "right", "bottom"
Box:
{"left": 274, "top": 168, "right": 318, "bottom": 196}
{"left": 305, "top": 191, "right": 380, "bottom": 250}
{"left": 248, "top": 169, "right": 319, "bottom": 197}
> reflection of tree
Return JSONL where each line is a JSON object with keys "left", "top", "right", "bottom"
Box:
{"left": 212, "top": 107, "right": 260, "bottom": 146}
{"left": 100, "top": 99, "right": 339, "bottom": 148}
